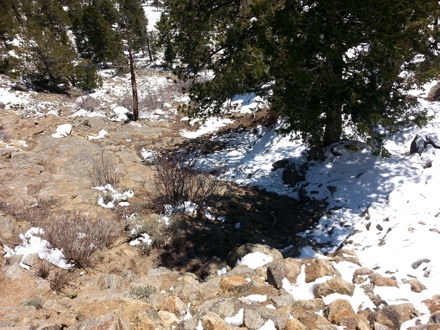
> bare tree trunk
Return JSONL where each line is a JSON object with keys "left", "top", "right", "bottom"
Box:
{"left": 128, "top": 44, "right": 139, "bottom": 121}
{"left": 145, "top": 30, "right": 154, "bottom": 63}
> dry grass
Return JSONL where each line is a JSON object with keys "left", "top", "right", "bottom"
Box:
{"left": 89, "top": 150, "right": 120, "bottom": 187}
{"left": 42, "top": 212, "right": 121, "bottom": 269}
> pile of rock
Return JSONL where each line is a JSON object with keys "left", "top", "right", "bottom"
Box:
{"left": 2, "top": 243, "right": 439, "bottom": 330}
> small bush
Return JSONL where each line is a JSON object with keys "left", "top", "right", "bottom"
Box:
{"left": 42, "top": 212, "right": 120, "bottom": 268}
{"left": 50, "top": 270, "right": 71, "bottom": 293}
{"left": 151, "top": 152, "right": 223, "bottom": 215}
{"left": 89, "top": 150, "right": 120, "bottom": 187}
{"left": 129, "top": 285, "right": 156, "bottom": 300}
{"left": 24, "top": 298, "right": 43, "bottom": 309}
{"left": 77, "top": 96, "right": 101, "bottom": 112}
{"left": 35, "top": 260, "right": 51, "bottom": 279}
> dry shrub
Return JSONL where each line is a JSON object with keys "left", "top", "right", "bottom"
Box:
{"left": 42, "top": 212, "right": 120, "bottom": 269}
{"left": 77, "top": 95, "right": 101, "bottom": 112}
{"left": 151, "top": 152, "right": 223, "bottom": 215}
{"left": 35, "top": 260, "right": 51, "bottom": 279}
{"left": 50, "top": 270, "right": 71, "bottom": 293}
{"left": 0, "top": 198, "right": 55, "bottom": 225}
{"left": 89, "top": 150, "right": 120, "bottom": 187}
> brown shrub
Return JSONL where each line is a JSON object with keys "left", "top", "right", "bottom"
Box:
{"left": 89, "top": 150, "right": 120, "bottom": 187}
{"left": 42, "top": 212, "right": 121, "bottom": 269}
{"left": 151, "top": 152, "right": 223, "bottom": 215}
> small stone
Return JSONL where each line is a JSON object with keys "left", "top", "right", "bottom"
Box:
{"left": 244, "top": 309, "right": 265, "bottom": 329}
{"left": 284, "top": 318, "right": 308, "bottom": 330}
{"left": 372, "top": 276, "right": 399, "bottom": 288}
{"left": 412, "top": 259, "right": 431, "bottom": 269}
{"left": 220, "top": 276, "right": 250, "bottom": 293}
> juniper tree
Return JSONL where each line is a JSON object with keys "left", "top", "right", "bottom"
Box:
{"left": 160, "top": 0, "right": 440, "bottom": 148}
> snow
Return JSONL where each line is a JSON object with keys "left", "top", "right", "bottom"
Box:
{"left": 224, "top": 308, "right": 244, "bottom": 327}
{"left": 129, "top": 233, "right": 153, "bottom": 246}
{"left": 87, "top": 129, "right": 107, "bottom": 140}
{"left": 3, "top": 228, "right": 73, "bottom": 269}
{"left": 180, "top": 85, "right": 440, "bottom": 325}
{"left": 51, "top": 124, "right": 72, "bottom": 138}
{"left": 236, "top": 252, "right": 273, "bottom": 269}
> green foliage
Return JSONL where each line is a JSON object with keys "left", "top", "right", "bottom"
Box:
{"left": 72, "top": 2, "right": 124, "bottom": 64}
{"left": 160, "top": 0, "right": 440, "bottom": 147}
{"left": 129, "top": 285, "right": 156, "bottom": 300}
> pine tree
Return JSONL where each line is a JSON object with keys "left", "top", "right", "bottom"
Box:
{"left": 160, "top": 0, "right": 440, "bottom": 148}
{"left": 72, "top": 1, "right": 124, "bottom": 64}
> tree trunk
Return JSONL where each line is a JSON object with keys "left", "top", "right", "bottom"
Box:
{"left": 145, "top": 29, "right": 154, "bottom": 63}
{"left": 323, "top": 104, "right": 342, "bottom": 146}
{"left": 128, "top": 45, "right": 139, "bottom": 121}
{"left": 323, "top": 55, "right": 344, "bottom": 146}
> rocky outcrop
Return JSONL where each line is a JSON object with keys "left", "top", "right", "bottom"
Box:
{"left": 2, "top": 242, "right": 436, "bottom": 330}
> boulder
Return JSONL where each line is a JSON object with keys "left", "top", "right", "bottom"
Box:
{"left": 304, "top": 258, "right": 340, "bottom": 283}
{"left": 374, "top": 303, "right": 421, "bottom": 329}
{"left": 425, "top": 295, "right": 440, "bottom": 314}
{"left": 297, "top": 311, "right": 336, "bottom": 330}
{"left": 325, "top": 299, "right": 355, "bottom": 324}
{"left": 243, "top": 309, "right": 265, "bottom": 329}
{"left": 427, "top": 82, "right": 440, "bottom": 101}
{"left": 267, "top": 258, "right": 302, "bottom": 289}
{"left": 315, "top": 277, "right": 355, "bottom": 297}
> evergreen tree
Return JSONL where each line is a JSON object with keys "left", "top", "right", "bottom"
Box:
{"left": 160, "top": 0, "right": 440, "bottom": 148}
{"left": 72, "top": 1, "right": 124, "bottom": 64}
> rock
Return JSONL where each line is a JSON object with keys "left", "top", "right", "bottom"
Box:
{"left": 316, "top": 277, "right": 355, "bottom": 297}
{"left": 243, "top": 309, "right": 265, "bottom": 329}
{"left": 410, "top": 135, "right": 427, "bottom": 154}
{"left": 339, "top": 315, "right": 371, "bottom": 330}
{"left": 157, "top": 311, "right": 179, "bottom": 325}
{"left": 226, "top": 244, "right": 283, "bottom": 268}
{"left": 430, "top": 311, "right": 440, "bottom": 324}
{"left": 270, "top": 291, "right": 296, "bottom": 308}
{"left": 374, "top": 303, "right": 421, "bottom": 329}
{"left": 285, "top": 318, "right": 308, "bottom": 330}
{"left": 71, "top": 312, "right": 130, "bottom": 330}
{"left": 4, "top": 263, "right": 25, "bottom": 280}
{"left": 0, "top": 214, "right": 16, "bottom": 239}
{"left": 371, "top": 275, "right": 399, "bottom": 288}
{"left": 21, "top": 253, "right": 40, "bottom": 268}
{"left": 11, "top": 82, "right": 28, "bottom": 92}
{"left": 330, "top": 248, "right": 361, "bottom": 266}
{"left": 374, "top": 322, "right": 390, "bottom": 330}
{"left": 402, "top": 278, "right": 427, "bottom": 293}
{"left": 353, "top": 267, "right": 374, "bottom": 284}
{"left": 38, "top": 326, "right": 64, "bottom": 330}
{"left": 202, "top": 312, "right": 240, "bottom": 330}
{"left": 272, "top": 159, "right": 290, "bottom": 170}
{"left": 220, "top": 275, "right": 251, "bottom": 294}
{"left": 428, "top": 82, "right": 440, "bottom": 101}
{"left": 412, "top": 258, "right": 431, "bottom": 269}
{"left": 161, "top": 296, "right": 187, "bottom": 316}
{"left": 267, "top": 258, "right": 302, "bottom": 289}
{"left": 292, "top": 299, "right": 326, "bottom": 313}
{"left": 282, "top": 165, "right": 305, "bottom": 185}
{"left": 325, "top": 299, "right": 355, "bottom": 324}
{"left": 304, "top": 258, "right": 340, "bottom": 283}
{"left": 297, "top": 311, "right": 336, "bottom": 329}
{"left": 425, "top": 295, "right": 440, "bottom": 313}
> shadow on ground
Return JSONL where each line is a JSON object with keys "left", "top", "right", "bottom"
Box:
{"left": 155, "top": 183, "right": 327, "bottom": 277}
